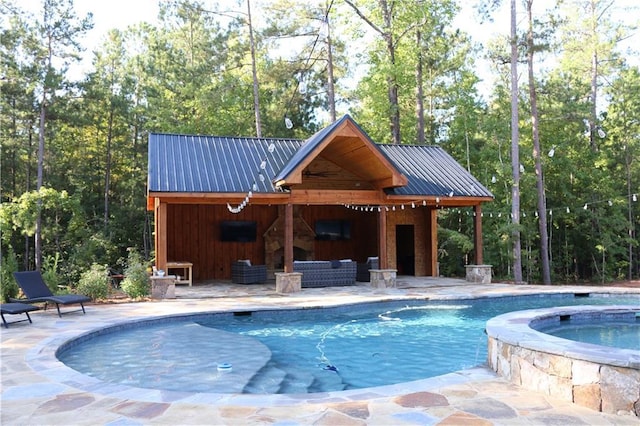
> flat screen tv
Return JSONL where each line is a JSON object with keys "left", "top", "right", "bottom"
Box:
{"left": 220, "top": 220, "right": 257, "bottom": 242}
{"left": 315, "top": 220, "right": 351, "bottom": 241}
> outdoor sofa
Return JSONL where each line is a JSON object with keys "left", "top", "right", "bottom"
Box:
{"left": 293, "top": 260, "right": 356, "bottom": 287}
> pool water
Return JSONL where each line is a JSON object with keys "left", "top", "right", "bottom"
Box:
{"left": 538, "top": 320, "right": 640, "bottom": 350}
{"left": 57, "top": 294, "right": 640, "bottom": 394}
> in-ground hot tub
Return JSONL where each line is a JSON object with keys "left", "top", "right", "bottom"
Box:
{"left": 486, "top": 305, "right": 640, "bottom": 417}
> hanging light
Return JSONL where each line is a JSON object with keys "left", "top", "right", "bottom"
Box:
{"left": 491, "top": 175, "right": 497, "bottom": 183}
{"left": 448, "top": 191, "right": 454, "bottom": 197}
{"left": 298, "top": 80, "right": 307, "bottom": 94}
{"left": 268, "top": 143, "right": 276, "bottom": 153}
{"left": 411, "top": 202, "right": 415, "bottom": 208}
{"left": 435, "top": 197, "right": 440, "bottom": 203}
{"left": 258, "top": 173, "right": 265, "bottom": 182}
{"left": 401, "top": 204, "right": 405, "bottom": 210}
{"left": 422, "top": 200, "right": 426, "bottom": 206}
{"left": 520, "top": 164, "right": 525, "bottom": 173}
{"left": 252, "top": 182, "right": 258, "bottom": 191}
{"left": 548, "top": 146, "right": 556, "bottom": 157}
{"left": 260, "top": 160, "right": 267, "bottom": 170}
{"left": 633, "top": 194, "right": 638, "bottom": 202}
{"left": 566, "top": 207, "right": 570, "bottom": 213}
{"left": 597, "top": 127, "right": 606, "bottom": 138}
{"left": 284, "top": 117, "right": 293, "bottom": 129}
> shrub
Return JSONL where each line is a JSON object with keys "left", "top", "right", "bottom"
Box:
{"left": 120, "top": 249, "right": 149, "bottom": 299}
{"left": 41, "top": 253, "right": 64, "bottom": 293}
{"left": 77, "top": 264, "right": 110, "bottom": 300}
{"left": 1, "top": 246, "right": 19, "bottom": 302}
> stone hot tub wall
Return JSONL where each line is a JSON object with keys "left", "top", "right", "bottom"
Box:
{"left": 486, "top": 305, "right": 640, "bottom": 417}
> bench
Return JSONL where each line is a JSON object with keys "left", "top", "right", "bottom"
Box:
{"left": 293, "top": 260, "right": 356, "bottom": 288}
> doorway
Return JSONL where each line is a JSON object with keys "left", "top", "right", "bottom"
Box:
{"left": 396, "top": 225, "right": 415, "bottom": 275}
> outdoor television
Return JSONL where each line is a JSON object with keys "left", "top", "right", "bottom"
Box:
{"left": 315, "top": 220, "right": 351, "bottom": 241}
{"left": 220, "top": 220, "right": 257, "bottom": 242}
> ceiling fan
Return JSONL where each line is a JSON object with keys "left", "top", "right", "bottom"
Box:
{"left": 303, "top": 169, "right": 331, "bottom": 178}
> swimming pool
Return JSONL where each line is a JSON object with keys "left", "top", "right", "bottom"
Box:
{"left": 57, "top": 293, "right": 640, "bottom": 394}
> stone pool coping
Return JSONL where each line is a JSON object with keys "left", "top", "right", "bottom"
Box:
{"left": 4, "top": 279, "right": 640, "bottom": 424}
{"left": 486, "top": 305, "right": 640, "bottom": 417}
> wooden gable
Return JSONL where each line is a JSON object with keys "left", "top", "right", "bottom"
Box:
{"left": 273, "top": 115, "right": 408, "bottom": 190}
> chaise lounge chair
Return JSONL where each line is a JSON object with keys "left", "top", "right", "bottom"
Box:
{"left": 0, "top": 302, "right": 40, "bottom": 328}
{"left": 12, "top": 271, "right": 91, "bottom": 317}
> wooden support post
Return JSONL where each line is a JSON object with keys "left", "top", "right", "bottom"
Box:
{"left": 155, "top": 199, "right": 167, "bottom": 271}
{"left": 284, "top": 203, "right": 294, "bottom": 272}
{"left": 378, "top": 208, "right": 387, "bottom": 269}
{"left": 428, "top": 208, "right": 438, "bottom": 277}
{"left": 474, "top": 204, "right": 483, "bottom": 265}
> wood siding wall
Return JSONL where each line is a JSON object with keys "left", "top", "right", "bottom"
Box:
{"left": 166, "top": 204, "right": 380, "bottom": 281}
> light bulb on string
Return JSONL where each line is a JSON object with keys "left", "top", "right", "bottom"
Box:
{"left": 258, "top": 173, "right": 265, "bottom": 182}
{"left": 252, "top": 182, "right": 258, "bottom": 191}
{"left": 633, "top": 194, "right": 637, "bottom": 202}
{"left": 284, "top": 117, "right": 293, "bottom": 129}
{"left": 597, "top": 127, "right": 606, "bottom": 138}
{"left": 268, "top": 143, "right": 275, "bottom": 153}
{"left": 548, "top": 146, "right": 555, "bottom": 157}
{"left": 260, "top": 160, "right": 267, "bottom": 170}
{"left": 520, "top": 164, "right": 525, "bottom": 173}
{"left": 491, "top": 175, "right": 497, "bottom": 183}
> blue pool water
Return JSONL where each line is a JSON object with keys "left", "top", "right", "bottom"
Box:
{"left": 58, "top": 294, "right": 639, "bottom": 394}
{"left": 538, "top": 320, "right": 640, "bottom": 350}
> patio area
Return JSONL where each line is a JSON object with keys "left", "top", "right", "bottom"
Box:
{"left": 2, "top": 277, "right": 639, "bottom": 425}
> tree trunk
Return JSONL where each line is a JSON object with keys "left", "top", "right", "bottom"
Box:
{"left": 247, "top": 0, "right": 262, "bottom": 137}
{"left": 588, "top": 0, "right": 598, "bottom": 151}
{"left": 35, "top": 99, "right": 46, "bottom": 271}
{"left": 526, "top": 0, "right": 551, "bottom": 285}
{"left": 510, "top": 0, "right": 523, "bottom": 283}
{"left": 104, "top": 103, "right": 114, "bottom": 230}
{"left": 325, "top": 11, "right": 337, "bottom": 123}
{"left": 415, "top": 29, "right": 425, "bottom": 144}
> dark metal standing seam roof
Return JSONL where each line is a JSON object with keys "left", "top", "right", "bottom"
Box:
{"left": 379, "top": 145, "right": 493, "bottom": 197}
{"left": 148, "top": 133, "right": 493, "bottom": 199}
{"left": 148, "top": 133, "right": 302, "bottom": 193}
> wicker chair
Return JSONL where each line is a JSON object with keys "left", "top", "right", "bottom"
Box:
{"left": 356, "top": 257, "right": 379, "bottom": 282}
{"left": 231, "top": 260, "right": 267, "bottom": 284}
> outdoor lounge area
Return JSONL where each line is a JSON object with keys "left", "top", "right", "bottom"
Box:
{"left": 2, "top": 278, "right": 638, "bottom": 425}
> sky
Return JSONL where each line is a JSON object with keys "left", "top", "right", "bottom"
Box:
{"left": 16, "top": 0, "right": 640, "bottom": 99}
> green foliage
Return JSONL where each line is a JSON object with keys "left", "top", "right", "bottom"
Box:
{"left": 120, "top": 249, "right": 150, "bottom": 299}
{"left": 1, "top": 247, "right": 19, "bottom": 302}
{"left": 77, "top": 264, "right": 110, "bottom": 300}
{"left": 41, "top": 253, "right": 62, "bottom": 294}
{"left": 437, "top": 224, "right": 474, "bottom": 277}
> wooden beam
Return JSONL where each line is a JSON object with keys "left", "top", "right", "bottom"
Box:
{"left": 378, "top": 208, "right": 387, "bottom": 269}
{"left": 155, "top": 200, "right": 167, "bottom": 271}
{"left": 474, "top": 204, "right": 483, "bottom": 264}
{"left": 289, "top": 189, "right": 383, "bottom": 205}
{"left": 284, "top": 204, "right": 294, "bottom": 272}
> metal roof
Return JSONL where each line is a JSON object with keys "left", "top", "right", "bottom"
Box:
{"left": 148, "top": 131, "right": 493, "bottom": 199}
{"left": 380, "top": 145, "right": 492, "bottom": 197}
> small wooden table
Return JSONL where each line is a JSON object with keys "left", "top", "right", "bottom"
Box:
{"left": 166, "top": 261, "right": 193, "bottom": 286}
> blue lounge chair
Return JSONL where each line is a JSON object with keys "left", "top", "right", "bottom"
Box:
{"left": 12, "top": 271, "right": 91, "bottom": 317}
{"left": 0, "top": 302, "right": 40, "bottom": 328}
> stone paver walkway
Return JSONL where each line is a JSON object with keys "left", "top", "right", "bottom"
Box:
{"left": 2, "top": 277, "right": 640, "bottom": 425}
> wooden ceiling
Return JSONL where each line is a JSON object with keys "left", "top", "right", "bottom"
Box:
{"left": 281, "top": 119, "right": 408, "bottom": 190}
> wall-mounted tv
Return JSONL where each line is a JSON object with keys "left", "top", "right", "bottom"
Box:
{"left": 220, "top": 220, "right": 257, "bottom": 242}
{"left": 315, "top": 220, "right": 351, "bottom": 241}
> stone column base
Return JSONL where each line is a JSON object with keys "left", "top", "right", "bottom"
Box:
{"left": 465, "top": 265, "right": 492, "bottom": 284}
{"left": 150, "top": 276, "right": 176, "bottom": 299}
{"left": 369, "top": 269, "right": 397, "bottom": 288}
{"left": 275, "top": 272, "right": 302, "bottom": 293}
